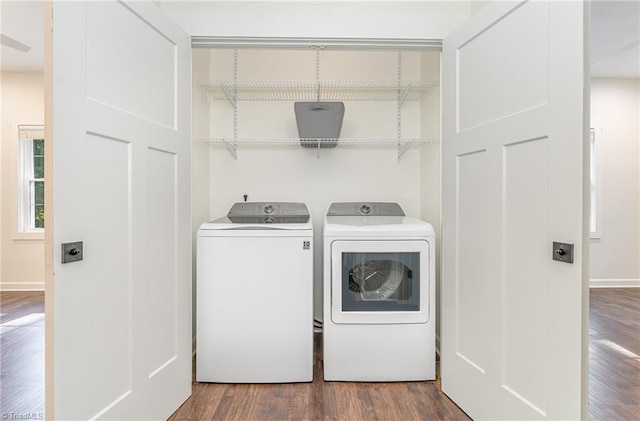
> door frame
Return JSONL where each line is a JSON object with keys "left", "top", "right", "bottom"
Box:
{"left": 44, "top": 1, "right": 54, "bottom": 417}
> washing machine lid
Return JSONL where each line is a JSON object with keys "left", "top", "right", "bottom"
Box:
{"left": 226, "top": 202, "right": 309, "bottom": 223}
{"left": 199, "top": 202, "right": 312, "bottom": 232}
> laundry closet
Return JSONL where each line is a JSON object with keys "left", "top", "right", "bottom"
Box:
{"left": 41, "top": 1, "right": 592, "bottom": 418}
{"left": 190, "top": 46, "right": 442, "bottom": 324}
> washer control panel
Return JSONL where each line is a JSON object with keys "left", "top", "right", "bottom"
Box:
{"left": 227, "top": 202, "right": 310, "bottom": 223}
{"left": 326, "top": 202, "right": 405, "bottom": 217}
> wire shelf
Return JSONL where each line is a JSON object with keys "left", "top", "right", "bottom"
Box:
{"left": 198, "top": 137, "right": 438, "bottom": 160}
{"left": 200, "top": 137, "right": 436, "bottom": 149}
{"left": 199, "top": 80, "right": 438, "bottom": 104}
{"left": 198, "top": 53, "right": 438, "bottom": 161}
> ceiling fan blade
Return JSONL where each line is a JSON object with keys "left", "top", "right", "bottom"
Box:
{"left": 0, "top": 34, "right": 31, "bottom": 52}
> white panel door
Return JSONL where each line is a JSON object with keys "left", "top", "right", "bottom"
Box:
{"left": 48, "top": 1, "right": 192, "bottom": 419}
{"left": 441, "top": 1, "right": 588, "bottom": 420}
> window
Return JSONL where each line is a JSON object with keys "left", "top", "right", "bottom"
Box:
{"left": 18, "top": 125, "right": 45, "bottom": 233}
{"left": 590, "top": 128, "right": 601, "bottom": 239}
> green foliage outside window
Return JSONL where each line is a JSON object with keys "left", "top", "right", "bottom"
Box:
{"left": 33, "top": 139, "right": 45, "bottom": 228}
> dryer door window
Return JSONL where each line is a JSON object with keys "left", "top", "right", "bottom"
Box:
{"left": 331, "top": 240, "right": 431, "bottom": 324}
{"left": 342, "top": 252, "right": 420, "bottom": 312}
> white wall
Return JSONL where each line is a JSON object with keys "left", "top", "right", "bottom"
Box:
{"left": 590, "top": 78, "right": 640, "bottom": 286}
{"left": 0, "top": 72, "right": 45, "bottom": 290}
{"left": 198, "top": 48, "right": 439, "bottom": 320}
{"left": 161, "top": 1, "right": 470, "bottom": 40}
{"left": 469, "top": 0, "right": 490, "bottom": 15}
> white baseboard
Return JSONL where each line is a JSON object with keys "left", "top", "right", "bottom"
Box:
{"left": 590, "top": 279, "right": 640, "bottom": 288}
{"left": 0, "top": 282, "right": 45, "bottom": 291}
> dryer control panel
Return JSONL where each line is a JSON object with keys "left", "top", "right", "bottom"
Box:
{"left": 327, "top": 202, "right": 406, "bottom": 217}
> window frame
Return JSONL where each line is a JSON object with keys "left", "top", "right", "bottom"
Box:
{"left": 17, "top": 125, "right": 45, "bottom": 239}
{"left": 590, "top": 128, "right": 602, "bottom": 239}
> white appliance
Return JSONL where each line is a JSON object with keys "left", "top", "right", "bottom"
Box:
{"left": 197, "top": 202, "right": 314, "bottom": 383}
{"left": 323, "top": 202, "right": 436, "bottom": 381}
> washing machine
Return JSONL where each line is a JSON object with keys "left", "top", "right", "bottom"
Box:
{"left": 323, "top": 202, "right": 435, "bottom": 381}
{"left": 196, "top": 202, "right": 313, "bottom": 383}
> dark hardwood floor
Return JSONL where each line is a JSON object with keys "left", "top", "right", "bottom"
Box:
{"left": 588, "top": 288, "right": 640, "bottom": 421}
{"left": 0, "top": 291, "right": 45, "bottom": 418}
{"left": 169, "top": 335, "right": 470, "bottom": 421}
{"left": 1, "top": 289, "right": 638, "bottom": 420}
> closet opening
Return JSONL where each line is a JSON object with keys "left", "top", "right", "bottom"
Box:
{"left": 189, "top": 42, "right": 443, "bottom": 341}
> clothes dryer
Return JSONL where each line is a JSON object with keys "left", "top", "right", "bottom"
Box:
{"left": 323, "top": 202, "right": 435, "bottom": 381}
{"left": 197, "top": 202, "right": 313, "bottom": 383}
